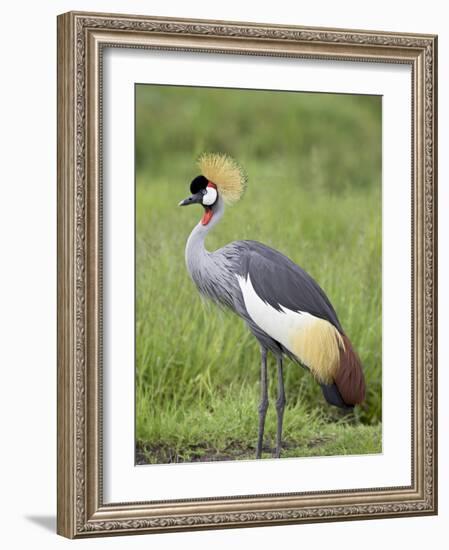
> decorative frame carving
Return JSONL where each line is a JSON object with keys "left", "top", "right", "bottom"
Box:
{"left": 57, "top": 11, "right": 438, "bottom": 538}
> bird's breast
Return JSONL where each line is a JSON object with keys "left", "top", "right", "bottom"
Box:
{"left": 187, "top": 254, "right": 241, "bottom": 312}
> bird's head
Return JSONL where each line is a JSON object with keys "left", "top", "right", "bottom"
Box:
{"left": 179, "top": 153, "right": 247, "bottom": 226}
{"left": 178, "top": 175, "right": 219, "bottom": 226}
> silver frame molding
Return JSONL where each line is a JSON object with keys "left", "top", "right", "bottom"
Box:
{"left": 57, "top": 11, "right": 438, "bottom": 538}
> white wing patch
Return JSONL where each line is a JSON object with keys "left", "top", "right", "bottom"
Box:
{"left": 236, "top": 274, "right": 315, "bottom": 355}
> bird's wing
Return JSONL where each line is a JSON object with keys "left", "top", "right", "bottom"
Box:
{"left": 234, "top": 240, "right": 342, "bottom": 331}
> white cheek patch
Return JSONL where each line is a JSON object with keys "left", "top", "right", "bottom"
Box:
{"left": 202, "top": 186, "right": 218, "bottom": 206}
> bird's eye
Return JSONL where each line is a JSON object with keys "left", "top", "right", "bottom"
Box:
{"left": 202, "top": 187, "right": 218, "bottom": 206}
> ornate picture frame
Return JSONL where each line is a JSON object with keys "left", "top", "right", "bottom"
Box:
{"left": 57, "top": 11, "right": 437, "bottom": 538}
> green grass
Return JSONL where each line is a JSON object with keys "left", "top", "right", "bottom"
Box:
{"left": 135, "top": 85, "right": 382, "bottom": 463}
{"left": 136, "top": 398, "right": 382, "bottom": 463}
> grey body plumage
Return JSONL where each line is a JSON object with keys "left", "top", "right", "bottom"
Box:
{"left": 185, "top": 197, "right": 342, "bottom": 357}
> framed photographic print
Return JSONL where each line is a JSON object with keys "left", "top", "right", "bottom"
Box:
{"left": 57, "top": 11, "right": 438, "bottom": 538}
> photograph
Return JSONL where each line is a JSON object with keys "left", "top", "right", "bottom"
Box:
{"left": 134, "top": 84, "right": 382, "bottom": 465}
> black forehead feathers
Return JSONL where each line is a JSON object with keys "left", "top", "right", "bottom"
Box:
{"left": 190, "top": 175, "right": 208, "bottom": 194}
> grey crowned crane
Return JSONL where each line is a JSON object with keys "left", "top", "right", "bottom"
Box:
{"left": 179, "top": 153, "right": 365, "bottom": 459}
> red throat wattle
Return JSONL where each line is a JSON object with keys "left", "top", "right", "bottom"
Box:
{"left": 201, "top": 181, "right": 217, "bottom": 225}
{"left": 201, "top": 207, "right": 213, "bottom": 225}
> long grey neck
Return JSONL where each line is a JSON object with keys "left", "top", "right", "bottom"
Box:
{"left": 185, "top": 198, "right": 225, "bottom": 276}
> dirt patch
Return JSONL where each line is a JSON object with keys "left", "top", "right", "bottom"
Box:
{"left": 136, "top": 442, "right": 255, "bottom": 464}
{"left": 306, "top": 434, "right": 335, "bottom": 448}
{"left": 135, "top": 439, "right": 312, "bottom": 465}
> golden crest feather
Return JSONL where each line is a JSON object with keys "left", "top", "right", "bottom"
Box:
{"left": 197, "top": 153, "right": 247, "bottom": 205}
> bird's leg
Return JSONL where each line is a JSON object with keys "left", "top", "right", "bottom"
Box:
{"left": 275, "top": 355, "right": 286, "bottom": 458}
{"left": 256, "top": 346, "right": 269, "bottom": 459}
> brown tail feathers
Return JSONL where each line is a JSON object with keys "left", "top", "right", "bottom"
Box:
{"left": 335, "top": 334, "right": 366, "bottom": 405}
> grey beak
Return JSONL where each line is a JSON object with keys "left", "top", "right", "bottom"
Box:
{"left": 178, "top": 191, "right": 204, "bottom": 207}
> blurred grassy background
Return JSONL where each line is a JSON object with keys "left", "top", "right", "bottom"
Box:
{"left": 135, "top": 84, "right": 382, "bottom": 463}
